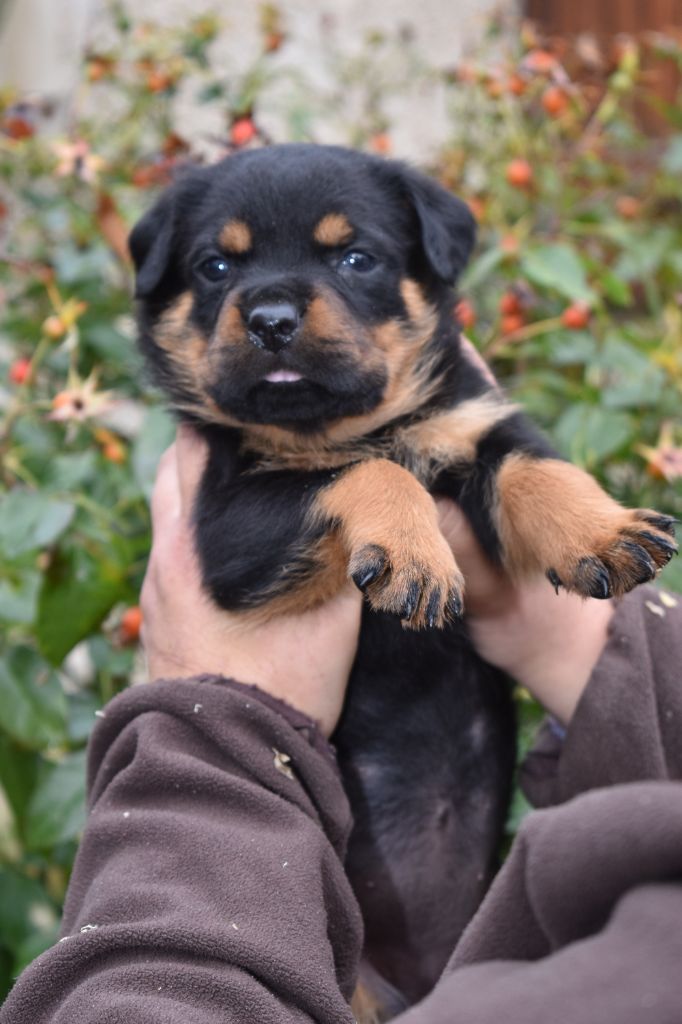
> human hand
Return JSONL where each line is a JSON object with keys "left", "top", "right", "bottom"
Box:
{"left": 141, "top": 425, "right": 362, "bottom": 736}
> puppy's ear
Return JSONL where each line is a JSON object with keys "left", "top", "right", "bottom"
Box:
{"left": 128, "top": 170, "right": 203, "bottom": 298}
{"left": 399, "top": 167, "right": 476, "bottom": 284}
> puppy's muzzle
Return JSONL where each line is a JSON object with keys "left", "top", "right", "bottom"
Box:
{"left": 247, "top": 302, "right": 300, "bottom": 353}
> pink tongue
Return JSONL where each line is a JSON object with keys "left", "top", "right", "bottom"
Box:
{"left": 264, "top": 369, "right": 303, "bottom": 383}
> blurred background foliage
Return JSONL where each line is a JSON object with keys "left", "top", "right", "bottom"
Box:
{"left": 1, "top": 1, "right": 681, "bottom": 997}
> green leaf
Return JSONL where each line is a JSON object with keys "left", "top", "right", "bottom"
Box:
{"left": 0, "top": 868, "right": 58, "bottom": 950}
{"left": 521, "top": 244, "right": 596, "bottom": 304}
{"left": 0, "top": 648, "right": 68, "bottom": 750}
{"left": 132, "top": 407, "right": 176, "bottom": 500}
{"left": 594, "top": 334, "right": 665, "bottom": 410}
{"left": 553, "top": 404, "right": 635, "bottom": 467}
{"left": 36, "top": 548, "right": 127, "bottom": 665}
{"left": 461, "top": 245, "right": 505, "bottom": 290}
{"left": 548, "top": 330, "right": 597, "bottom": 366}
{"left": 45, "top": 451, "right": 97, "bottom": 491}
{"left": 0, "top": 735, "right": 39, "bottom": 826}
{"left": 0, "top": 570, "right": 41, "bottom": 624}
{"left": 658, "top": 557, "right": 682, "bottom": 596}
{"left": 24, "top": 749, "right": 87, "bottom": 850}
{"left": 662, "top": 134, "right": 682, "bottom": 174}
{"left": 0, "top": 491, "right": 74, "bottom": 560}
{"left": 597, "top": 267, "right": 632, "bottom": 307}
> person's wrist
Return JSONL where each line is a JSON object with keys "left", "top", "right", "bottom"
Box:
{"left": 468, "top": 586, "right": 614, "bottom": 725}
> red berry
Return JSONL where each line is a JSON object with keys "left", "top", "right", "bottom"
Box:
{"left": 8, "top": 357, "right": 32, "bottom": 385}
{"left": 561, "top": 303, "right": 590, "bottom": 329}
{"left": 231, "top": 118, "right": 257, "bottom": 147}
{"left": 505, "top": 159, "right": 533, "bottom": 188}
{"left": 500, "top": 313, "right": 525, "bottom": 335}
{"left": 499, "top": 291, "right": 522, "bottom": 315}
{"left": 542, "top": 86, "right": 568, "bottom": 117}
{"left": 120, "top": 605, "right": 143, "bottom": 644}
{"left": 455, "top": 299, "right": 476, "bottom": 329}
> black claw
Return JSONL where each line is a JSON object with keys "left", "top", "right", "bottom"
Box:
{"left": 619, "top": 540, "right": 657, "bottom": 583}
{"left": 637, "top": 530, "right": 678, "bottom": 563}
{"left": 640, "top": 514, "right": 678, "bottom": 538}
{"left": 401, "top": 580, "right": 421, "bottom": 620}
{"left": 446, "top": 591, "right": 464, "bottom": 618}
{"left": 425, "top": 589, "right": 442, "bottom": 628}
{"left": 546, "top": 569, "right": 563, "bottom": 595}
{"left": 577, "top": 557, "right": 612, "bottom": 599}
{"left": 351, "top": 546, "right": 387, "bottom": 592}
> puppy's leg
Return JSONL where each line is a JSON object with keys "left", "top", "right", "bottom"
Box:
{"left": 311, "top": 459, "right": 464, "bottom": 629}
{"left": 436, "top": 410, "right": 677, "bottom": 599}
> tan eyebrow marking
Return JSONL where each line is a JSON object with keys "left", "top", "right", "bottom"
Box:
{"left": 313, "top": 213, "right": 354, "bottom": 247}
{"left": 219, "top": 219, "right": 252, "bottom": 253}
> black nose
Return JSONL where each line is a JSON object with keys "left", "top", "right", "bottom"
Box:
{"left": 247, "top": 303, "right": 299, "bottom": 353}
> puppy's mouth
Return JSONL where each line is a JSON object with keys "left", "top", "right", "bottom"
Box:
{"left": 263, "top": 368, "right": 304, "bottom": 384}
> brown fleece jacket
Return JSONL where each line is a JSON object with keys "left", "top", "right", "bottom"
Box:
{"left": 2, "top": 585, "right": 681, "bottom": 1023}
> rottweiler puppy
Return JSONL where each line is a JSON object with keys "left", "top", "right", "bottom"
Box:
{"left": 130, "top": 143, "right": 676, "bottom": 1012}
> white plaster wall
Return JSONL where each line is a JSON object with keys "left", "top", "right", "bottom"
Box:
{"left": 0, "top": 0, "right": 514, "bottom": 157}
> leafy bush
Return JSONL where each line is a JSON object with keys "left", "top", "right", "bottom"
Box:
{"left": 0, "top": 5, "right": 680, "bottom": 996}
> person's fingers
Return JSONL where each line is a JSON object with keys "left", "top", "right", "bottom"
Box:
{"left": 175, "top": 424, "right": 208, "bottom": 516}
{"left": 150, "top": 443, "right": 181, "bottom": 533}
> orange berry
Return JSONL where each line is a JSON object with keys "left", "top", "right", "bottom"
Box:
{"left": 466, "top": 196, "right": 487, "bottom": 221}
{"left": 230, "top": 117, "right": 257, "bottom": 147}
{"left": 103, "top": 440, "right": 126, "bottom": 464}
{"left": 500, "top": 313, "right": 525, "bottom": 335}
{"left": 43, "top": 315, "right": 67, "bottom": 339}
{"left": 2, "top": 116, "right": 34, "bottom": 140}
{"left": 615, "top": 195, "right": 642, "bottom": 219}
{"left": 146, "top": 70, "right": 173, "bottom": 93}
{"left": 369, "top": 132, "right": 391, "bottom": 155}
{"left": 8, "top": 357, "right": 32, "bottom": 385}
{"left": 120, "top": 605, "right": 143, "bottom": 644}
{"left": 561, "top": 302, "right": 590, "bottom": 329}
{"left": 524, "top": 49, "right": 558, "bottom": 75}
{"left": 542, "top": 86, "right": 569, "bottom": 116}
{"left": 499, "top": 291, "right": 522, "bottom": 315}
{"left": 507, "top": 73, "right": 527, "bottom": 96}
{"left": 486, "top": 78, "right": 504, "bottom": 99}
{"left": 500, "top": 233, "right": 520, "bottom": 257}
{"left": 455, "top": 299, "right": 476, "bottom": 329}
{"left": 505, "top": 158, "right": 533, "bottom": 188}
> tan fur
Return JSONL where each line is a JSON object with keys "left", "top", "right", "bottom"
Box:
{"left": 313, "top": 212, "right": 354, "bottom": 247}
{"left": 311, "top": 458, "right": 464, "bottom": 627}
{"left": 350, "top": 983, "right": 382, "bottom": 1024}
{"left": 395, "top": 395, "right": 517, "bottom": 484}
{"left": 219, "top": 219, "right": 252, "bottom": 253}
{"left": 495, "top": 454, "right": 673, "bottom": 594}
{"left": 153, "top": 292, "right": 208, "bottom": 393}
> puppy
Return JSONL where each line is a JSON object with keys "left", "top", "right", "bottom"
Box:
{"left": 130, "top": 144, "right": 676, "bottom": 1011}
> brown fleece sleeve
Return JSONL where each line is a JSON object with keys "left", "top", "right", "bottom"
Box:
{"left": 521, "top": 584, "right": 682, "bottom": 807}
{"left": 398, "top": 781, "right": 682, "bottom": 1024}
{"left": 0, "top": 677, "right": 362, "bottom": 1024}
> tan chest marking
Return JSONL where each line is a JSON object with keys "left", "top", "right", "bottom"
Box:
{"left": 395, "top": 394, "right": 516, "bottom": 482}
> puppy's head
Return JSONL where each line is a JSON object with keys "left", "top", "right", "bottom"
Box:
{"left": 130, "top": 144, "right": 475, "bottom": 439}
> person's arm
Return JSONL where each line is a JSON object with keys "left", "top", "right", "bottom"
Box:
{"left": 0, "top": 428, "right": 364, "bottom": 1024}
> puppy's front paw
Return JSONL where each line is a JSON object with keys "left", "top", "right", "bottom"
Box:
{"left": 546, "top": 510, "right": 677, "bottom": 599}
{"left": 349, "top": 539, "right": 464, "bottom": 629}
{"left": 496, "top": 455, "right": 678, "bottom": 599}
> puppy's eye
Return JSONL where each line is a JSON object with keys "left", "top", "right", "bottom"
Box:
{"left": 198, "top": 257, "right": 231, "bottom": 282}
{"left": 339, "top": 251, "right": 377, "bottom": 273}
